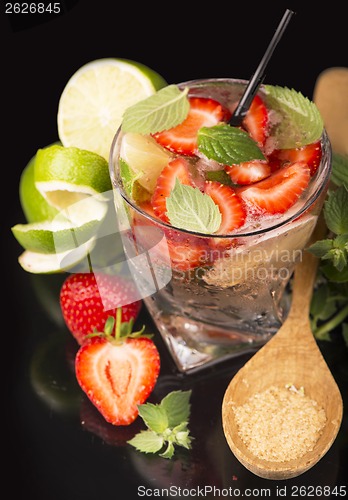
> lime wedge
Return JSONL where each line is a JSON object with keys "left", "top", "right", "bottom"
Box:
{"left": 18, "top": 237, "right": 96, "bottom": 274}
{"left": 19, "top": 152, "right": 59, "bottom": 223}
{"left": 13, "top": 191, "right": 107, "bottom": 252}
{"left": 120, "top": 132, "right": 172, "bottom": 193}
{"left": 57, "top": 58, "right": 167, "bottom": 161}
{"left": 34, "top": 144, "right": 111, "bottom": 212}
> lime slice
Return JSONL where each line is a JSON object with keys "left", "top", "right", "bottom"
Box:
{"left": 18, "top": 237, "right": 96, "bottom": 274}
{"left": 12, "top": 192, "right": 107, "bottom": 253}
{"left": 19, "top": 152, "right": 59, "bottom": 223}
{"left": 34, "top": 144, "right": 111, "bottom": 213}
{"left": 57, "top": 58, "right": 167, "bottom": 161}
{"left": 120, "top": 132, "right": 172, "bottom": 193}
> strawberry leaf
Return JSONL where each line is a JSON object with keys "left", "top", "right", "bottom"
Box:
{"left": 166, "top": 180, "right": 221, "bottom": 234}
{"left": 127, "top": 430, "right": 164, "bottom": 454}
{"left": 197, "top": 124, "right": 265, "bottom": 165}
{"left": 264, "top": 85, "right": 324, "bottom": 148}
{"left": 121, "top": 85, "right": 190, "bottom": 134}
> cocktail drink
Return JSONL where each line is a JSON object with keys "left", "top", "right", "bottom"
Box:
{"left": 109, "top": 78, "right": 331, "bottom": 372}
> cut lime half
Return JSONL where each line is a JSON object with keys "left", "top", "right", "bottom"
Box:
{"left": 57, "top": 58, "right": 167, "bottom": 161}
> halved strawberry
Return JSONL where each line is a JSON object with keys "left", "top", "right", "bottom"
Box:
{"left": 225, "top": 160, "right": 271, "bottom": 185}
{"left": 151, "top": 158, "right": 192, "bottom": 222}
{"left": 204, "top": 181, "right": 246, "bottom": 234}
{"left": 237, "top": 162, "right": 311, "bottom": 214}
{"left": 75, "top": 313, "right": 160, "bottom": 426}
{"left": 268, "top": 141, "right": 322, "bottom": 176}
{"left": 153, "top": 97, "right": 230, "bottom": 156}
{"left": 242, "top": 94, "right": 269, "bottom": 147}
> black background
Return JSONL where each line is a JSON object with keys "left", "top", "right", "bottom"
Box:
{"left": 3, "top": 1, "right": 347, "bottom": 499}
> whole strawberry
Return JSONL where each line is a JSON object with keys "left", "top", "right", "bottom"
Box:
{"left": 60, "top": 273, "right": 142, "bottom": 345}
{"left": 75, "top": 310, "right": 160, "bottom": 426}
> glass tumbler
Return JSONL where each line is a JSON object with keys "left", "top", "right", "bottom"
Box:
{"left": 109, "top": 78, "right": 332, "bottom": 373}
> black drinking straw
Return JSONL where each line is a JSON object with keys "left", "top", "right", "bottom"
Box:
{"left": 229, "top": 8, "right": 295, "bottom": 126}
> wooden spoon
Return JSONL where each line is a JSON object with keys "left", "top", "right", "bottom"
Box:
{"left": 222, "top": 69, "right": 346, "bottom": 480}
{"left": 222, "top": 219, "right": 343, "bottom": 479}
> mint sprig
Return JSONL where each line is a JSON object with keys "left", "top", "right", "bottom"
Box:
{"left": 121, "top": 85, "right": 190, "bottom": 134}
{"left": 128, "top": 390, "right": 192, "bottom": 459}
{"left": 166, "top": 180, "right": 221, "bottom": 234}
{"left": 264, "top": 85, "right": 324, "bottom": 148}
{"left": 308, "top": 154, "right": 348, "bottom": 341}
{"left": 197, "top": 124, "right": 265, "bottom": 165}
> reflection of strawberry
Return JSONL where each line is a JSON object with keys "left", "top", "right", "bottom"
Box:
{"left": 268, "top": 141, "right": 322, "bottom": 176}
{"left": 242, "top": 94, "right": 269, "bottom": 147}
{"left": 225, "top": 160, "right": 271, "bottom": 185}
{"left": 151, "top": 158, "right": 192, "bottom": 222}
{"left": 237, "top": 162, "right": 311, "bottom": 214}
{"left": 204, "top": 181, "right": 246, "bottom": 234}
{"left": 153, "top": 97, "right": 230, "bottom": 156}
{"left": 75, "top": 312, "right": 160, "bottom": 426}
{"left": 80, "top": 396, "right": 144, "bottom": 446}
{"left": 60, "top": 273, "right": 142, "bottom": 345}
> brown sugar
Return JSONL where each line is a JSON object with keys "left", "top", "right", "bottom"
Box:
{"left": 232, "top": 384, "right": 327, "bottom": 462}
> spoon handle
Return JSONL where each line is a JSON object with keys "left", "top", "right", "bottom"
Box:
{"left": 288, "top": 215, "right": 327, "bottom": 320}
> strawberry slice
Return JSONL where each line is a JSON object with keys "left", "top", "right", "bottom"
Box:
{"left": 75, "top": 312, "right": 160, "bottom": 426}
{"left": 153, "top": 97, "right": 230, "bottom": 156}
{"left": 204, "top": 181, "right": 246, "bottom": 234}
{"left": 237, "top": 162, "right": 311, "bottom": 214}
{"left": 242, "top": 94, "right": 269, "bottom": 147}
{"left": 225, "top": 160, "right": 271, "bottom": 185}
{"left": 268, "top": 141, "right": 322, "bottom": 176}
{"left": 135, "top": 200, "right": 211, "bottom": 271}
{"left": 151, "top": 158, "right": 192, "bottom": 222}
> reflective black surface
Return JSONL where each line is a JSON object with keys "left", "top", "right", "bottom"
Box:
{"left": 9, "top": 267, "right": 348, "bottom": 499}
{"left": 4, "top": 1, "right": 347, "bottom": 498}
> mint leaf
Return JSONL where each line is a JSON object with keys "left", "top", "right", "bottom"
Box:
{"left": 121, "top": 85, "right": 190, "bottom": 134}
{"left": 138, "top": 403, "right": 168, "bottom": 433}
{"left": 198, "top": 124, "right": 265, "bottom": 165}
{"left": 160, "top": 442, "right": 175, "bottom": 459}
{"left": 264, "top": 85, "right": 323, "bottom": 148}
{"left": 322, "top": 262, "right": 348, "bottom": 283}
{"left": 205, "top": 170, "right": 234, "bottom": 186}
{"left": 128, "top": 430, "right": 164, "bottom": 454}
{"left": 331, "top": 153, "right": 348, "bottom": 188}
{"left": 308, "top": 239, "right": 334, "bottom": 258}
{"left": 127, "top": 390, "right": 192, "bottom": 459}
{"left": 324, "top": 186, "right": 348, "bottom": 234}
{"left": 166, "top": 180, "right": 221, "bottom": 234}
{"left": 160, "top": 390, "right": 192, "bottom": 428}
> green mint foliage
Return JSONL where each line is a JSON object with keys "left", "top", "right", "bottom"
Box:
{"left": 160, "top": 389, "right": 192, "bottom": 428}
{"left": 166, "top": 180, "right": 222, "bottom": 234}
{"left": 310, "top": 281, "right": 348, "bottom": 341}
{"left": 263, "top": 85, "right": 323, "bottom": 148}
{"left": 197, "top": 124, "right": 265, "bottom": 165}
{"left": 331, "top": 153, "right": 348, "bottom": 188}
{"left": 324, "top": 186, "right": 348, "bottom": 235}
{"left": 127, "top": 390, "right": 193, "bottom": 459}
{"left": 205, "top": 170, "right": 235, "bottom": 186}
{"left": 121, "top": 85, "right": 190, "bottom": 134}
